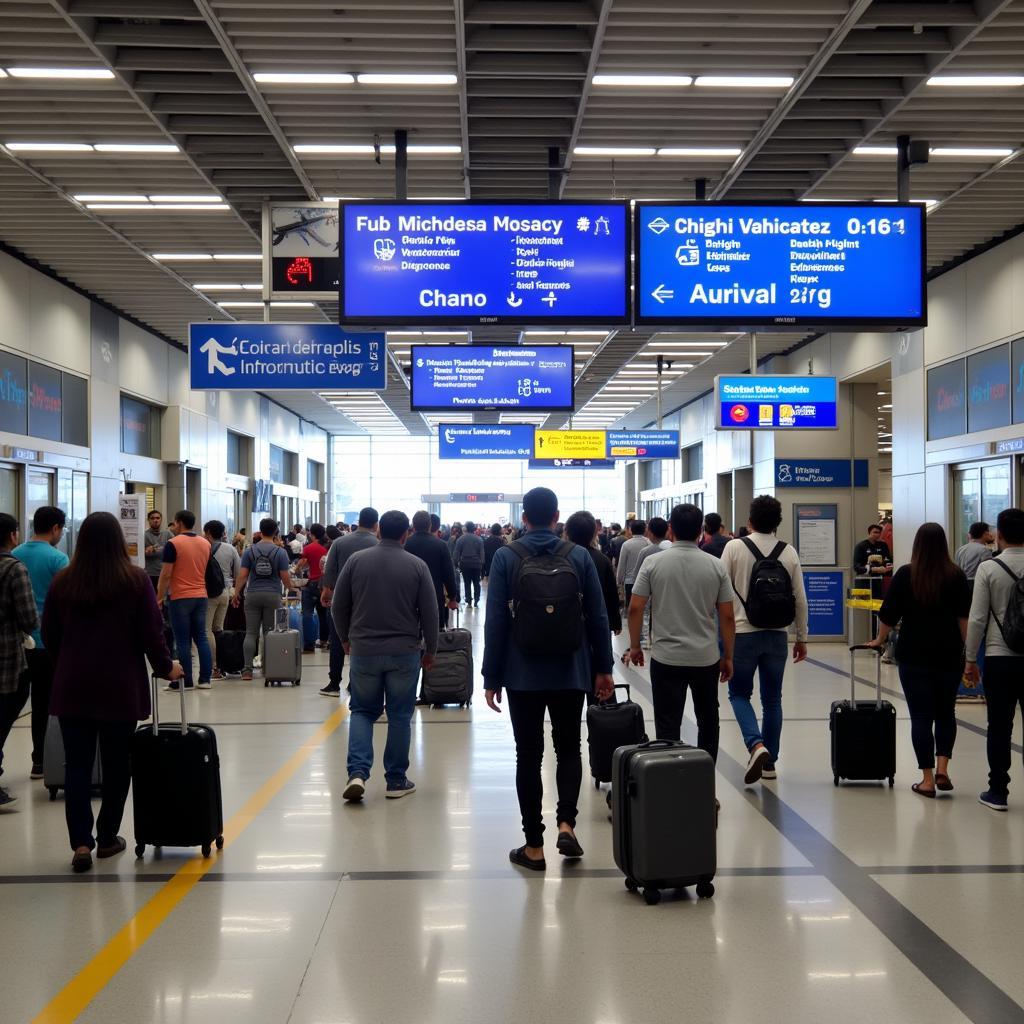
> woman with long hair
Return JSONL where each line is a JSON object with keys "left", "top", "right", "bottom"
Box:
{"left": 43, "top": 511, "right": 181, "bottom": 872}
{"left": 869, "top": 523, "right": 971, "bottom": 797}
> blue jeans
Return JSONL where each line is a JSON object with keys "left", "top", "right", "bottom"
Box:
{"left": 347, "top": 652, "right": 421, "bottom": 785}
{"left": 169, "top": 597, "right": 212, "bottom": 686}
{"left": 728, "top": 630, "right": 788, "bottom": 760}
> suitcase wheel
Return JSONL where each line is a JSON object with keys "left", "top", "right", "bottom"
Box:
{"left": 624, "top": 877, "right": 639, "bottom": 894}
{"left": 48, "top": 787, "right": 58, "bottom": 801}
{"left": 135, "top": 844, "right": 145, "bottom": 858}
{"left": 889, "top": 777, "right": 895, "bottom": 788}
{"left": 643, "top": 887, "right": 661, "bottom": 906}
{"left": 594, "top": 779, "right": 601, "bottom": 790}
{"left": 696, "top": 879, "right": 715, "bottom": 900}
{"left": 216, "top": 835, "right": 224, "bottom": 850}
{"left": 833, "top": 776, "right": 839, "bottom": 787}
{"left": 202, "top": 844, "right": 212, "bottom": 858}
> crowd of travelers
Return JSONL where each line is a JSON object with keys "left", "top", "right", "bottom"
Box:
{"left": 0, "top": 488, "right": 1022, "bottom": 871}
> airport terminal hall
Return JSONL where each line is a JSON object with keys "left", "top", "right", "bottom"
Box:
{"left": 6, "top": 1, "right": 1024, "bottom": 1022}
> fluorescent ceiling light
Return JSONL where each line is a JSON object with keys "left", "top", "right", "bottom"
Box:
{"left": 695, "top": 75, "right": 794, "bottom": 88}
{"left": 218, "top": 301, "right": 263, "bottom": 308}
{"left": 0, "top": 70, "right": 6, "bottom": 79}
{"left": 566, "top": 330, "right": 607, "bottom": 336}
{"left": 573, "top": 146, "right": 656, "bottom": 157}
{"left": 653, "top": 339, "right": 729, "bottom": 347}
{"left": 72, "top": 193, "right": 146, "bottom": 202}
{"left": 853, "top": 146, "right": 898, "bottom": 156}
{"left": 592, "top": 74, "right": 693, "bottom": 87}
{"left": 927, "top": 75, "right": 1024, "bottom": 87}
{"left": 931, "top": 147, "right": 1014, "bottom": 157}
{"left": 241, "top": 283, "right": 262, "bottom": 290}
{"left": 95, "top": 143, "right": 180, "bottom": 153}
{"left": 357, "top": 73, "right": 457, "bottom": 86}
{"left": 213, "top": 253, "right": 261, "bottom": 260}
{"left": 253, "top": 72, "right": 354, "bottom": 84}
{"left": 6, "top": 142, "right": 92, "bottom": 151}
{"left": 271, "top": 301, "right": 315, "bottom": 307}
{"left": 152, "top": 253, "right": 212, "bottom": 261}
{"left": 294, "top": 143, "right": 460, "bottom": 155}
{"left": 148, "top": 194, "right": 222, "bottom": 202}
{"left": 87, "top": 202, "right": 230, "bottom": 211}
{"left": 657, "top": 147, "right": 741, "bottom": 157}
{"left": 408, "top": 145, "right": 461, "bottom": 154}
{"left": 194, "top": 283, "right": 246, "bottom": 291}
{"left": 6, "top": 67, "right": 115, "bottom": 80}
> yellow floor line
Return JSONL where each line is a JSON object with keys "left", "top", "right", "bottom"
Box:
{"left": 32, "top": 706, "right": 348, "bottom": 1024}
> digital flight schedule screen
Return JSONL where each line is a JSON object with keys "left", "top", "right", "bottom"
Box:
{"left": 635, "top": 202, "right": 926, "bottom": 327}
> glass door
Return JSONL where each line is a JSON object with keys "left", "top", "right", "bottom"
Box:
{"left": 0, "top": 464, "right": 19, "bottom": 519}
{"left": 70, "top": 472, "right": 88, "bottom": 555}
{"left": 26, "top": 468, "right": 55, "bottom": 524}
{"left": 953, "top": 459, "right": 1011, "bottom": 549}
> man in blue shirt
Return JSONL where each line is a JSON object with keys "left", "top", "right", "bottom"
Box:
{"left": 483, "top": 487, "right": 614, "bottom": 871}
{"left": 12, "top": 506, "right": 69, "bottom": 779}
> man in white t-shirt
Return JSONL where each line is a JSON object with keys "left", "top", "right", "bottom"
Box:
{"left": 720, "top": 495, "right": 809, "bottom": 786}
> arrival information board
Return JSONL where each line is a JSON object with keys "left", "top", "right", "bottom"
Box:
{"left": 340, "top": 202, "right": 629, "bottom": 324}
{"left": 716, "top": 375, "right": 838, "bottom": 429}
{"left": 412, "top": 345, "right": 573, "bottom": 411}
{"left": 636, "top": 202, "right": 925, "bottom": 327}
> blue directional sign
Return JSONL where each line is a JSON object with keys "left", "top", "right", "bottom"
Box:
{"left": 189, "top": 323, "right": 385, "bottom": 390}
{"left": 606, "top": 430, "right": 680, "bottom": 460}
{"left": 635, "top": 202, "right": 925, "bottom": 326}
{"left": 775, "top": 459, "right": 869, "bottom": 488}
{"left": 340, "top": 202, "right": 629, "bottom": 324}
{"left": 438, "top": 423, "right": 534, "bottom": 460}
{"left": 412, "top": 345, "right": 573, "bottom": 411}
{"left": 528, "top": 458, "right": 616, "bottom": 470}
{"left": 717, "top": 375, "right": 838, "bottom": 429}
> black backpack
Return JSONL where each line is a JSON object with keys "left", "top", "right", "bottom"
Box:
{"left": 204, "top": 541, "right": 226, "bottom": 598}
{"left": 508, "top": 540, "right": 584, "bottom": 655}
{"left": 738, "top": 537, "right": 796, "bottom": 629}
{"left": 989, "top": 559, "right": 1024, "bottom": 653}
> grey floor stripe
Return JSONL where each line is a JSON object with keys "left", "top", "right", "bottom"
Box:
{"left": 617, "top": 662, "right": 1024, "bottom": 1023}
{"left": 807, "top": 656, "right": 1024, "bottom": 756}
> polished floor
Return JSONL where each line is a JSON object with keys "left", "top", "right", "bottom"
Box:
{"left": 3, "top": 603, "right": 1024, "bottom": 1024}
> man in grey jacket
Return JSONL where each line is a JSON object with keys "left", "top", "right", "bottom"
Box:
{"left": 454, "top": 520, "right": 485, "bottom": 607}
{"left": 318, "top": 506, "right": 378, "bottom": 697}
{"left": 333, "top": 510, "right": 439, "bottom": 803}
{"left": 615, "top": 519, "right": 650, "bottom": 605}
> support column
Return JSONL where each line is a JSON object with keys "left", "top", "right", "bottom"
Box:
{"left": 395, "top": 129, "right": 408, "bottom": 200}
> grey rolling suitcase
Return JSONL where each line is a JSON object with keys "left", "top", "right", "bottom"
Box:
{"left": 264, "top": 607, "right": 302, "bottom": 686}
{"left": 420, "top": 609, "right": 473, "bottom": 707}
{"left": 43, "top": 714, "right": 101, "bottom": 801}
{"left": 612, "top": 740, "right": 717, "bottom": 905}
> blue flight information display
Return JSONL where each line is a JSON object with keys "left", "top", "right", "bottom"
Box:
{"left": 635, "top": 202, "right": 925, "bottom": 327}
{"left": 411, "top": 345, "right": 573, "bottom": 411}
{"left": 606, "top": 430, "right": 680, "bottom": 460}
{"left": 716, "top": 375, "right": 838, "bottom": 430}
{"left": 438, "top": 424, "right": 534, "bottom": 460}
{"left": 340, "top": 202, "right": 629, "bottom": 325}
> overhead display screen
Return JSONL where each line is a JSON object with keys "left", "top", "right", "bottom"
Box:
{"left": 438, "top": 423, "right": 534, "bottom": 460}
{"left": 635, "top": 202, "right": 926, "bottom": 327}
{"left": 340, "top": 202, "right": 629, "bottom": 325}
{"left": 263, "top": 202, "right": 340, "bottom": 300}
{"left": 411, "top": 345, "right": 573, "bottom": 411}
{"left": 716, "top": 375, "right": 838, "bottom": 430}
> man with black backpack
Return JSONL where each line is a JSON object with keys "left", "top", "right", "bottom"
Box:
{"left": 965, "top": 507, "right": 1024, "bottom": 812}
{"left": 720, "top": 495, "right": 808, "bottom": 785}
{"left": 483, "top": 487, "right": 614, "bottom": 872}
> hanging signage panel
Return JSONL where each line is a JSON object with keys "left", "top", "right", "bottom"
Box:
{"left": 263, "top": 202, "right": 340, "bottom": 300}
{"left": 189, "top": 323, "right": 385, "bottom": 390}
{"left": 716, "top": 375, "right": 838, "bottom": 430}
{"left": 775, "top": 459, "right": 869, "bottom": 488}
{"left": 411, "top": 345, "right": 573, "bottom": 411}
{"left": 533, "top": 430, "right": 606, "bottom": 460}
{"left": 437, "top": 424, "right": 535, "bottom": 460}
{"left": 340, "top": 201, "right": 630, "bottom": 325}
{"left": 635, "top": 201, "right": 926, "bottom": 327}
{"left": 605, "top": 430, "right": 680, "bottom": 459}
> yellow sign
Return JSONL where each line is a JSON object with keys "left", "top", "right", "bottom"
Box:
{"left": 533, "top": 429, "right": 606, "bottom": 460}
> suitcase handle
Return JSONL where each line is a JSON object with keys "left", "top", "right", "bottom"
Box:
{"left": 848, "top": 645, "right": 884, "bottom": 707}
{"left": 636, "top": 739, "right": 675, "bottom": 749}
{"left": 151, "top": 672, "right": 189, "bottom": 735}
{"left": 849, "top": 644, "right": 883, "bottom": 654}
{"left": 594, "top": 682, "right": 630, "bottom": 706}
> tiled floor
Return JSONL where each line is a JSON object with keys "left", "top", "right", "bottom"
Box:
{"left": 2, "top": 604, "right": 1023, "bottom": 1023}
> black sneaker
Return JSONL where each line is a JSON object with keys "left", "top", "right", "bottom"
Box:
{"left": 0, "top": 786, "right": 18, "bottom": 812}
{"left": 319, "top": 683, "right": 341, "bottom": 698}
{"left": 30, "top": 764, "right": 43, "bottom": 780}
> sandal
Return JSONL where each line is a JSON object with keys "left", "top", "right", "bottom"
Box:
{"left": 935, "top": 773, "right": 954, "bottom": 792}
{"left": 509, "top": 846, "right": 546, "bottom": 872}
{"left": 912, "top": 782, "right": 936, "bottom": 799}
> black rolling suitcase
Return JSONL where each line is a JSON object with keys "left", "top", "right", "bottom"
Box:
{"left": 587, "top": 683, "right": 647, "bottom": 787}
{"left": 831, "top": 644, "right": 896, "bottom": 787}
{"left": 612, "top": 740, "right": 717, "bottom": 905}
{"left": 420, "top": 608, "right": 473, "bottom": 707}
{"left": 214, "top": 629, "right": 245, "bottom": 675}
{"left": 132, "top": 675, "right": 224, "bottom": 858}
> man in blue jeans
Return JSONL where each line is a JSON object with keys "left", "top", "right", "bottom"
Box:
{"left": 332, "top": 510, "right": 438, "bottom": 801}
{"left": 720, "top": 495, "right": 809, "bottom": 784}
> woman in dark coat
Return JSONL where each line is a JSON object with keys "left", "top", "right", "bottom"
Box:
{"left": 43, "top": 511, "right": 181, "bottom": 872}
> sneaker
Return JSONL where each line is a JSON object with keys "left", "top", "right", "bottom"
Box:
{"left": 385, "top": 779, "right": 416, "bottom": 799}
{"left": 343, "top": 777, "right": 365, "bottom": 802}
{"left": 761, "top": 762, "right": 777, "bottom": 781}
{"left": 241, "top": 671, "right": 254, "bottom": 681}
{"left": 212, "top": 670, "right": 225, "bottom": 680}
{"left": 163, "top": 682, "right": 195, "bottom": 692}
{"left": 979, "top": 790, "right": 1008, "bottom": 812}
{"left": 319, "top": 683, "right": 341, "bottom": 697}
{"left": 744, "top": 744, "right": 771, "bottom": 785}
{"left": 197, "top": 680, "right": 212, "bottom": 690}
{"left": 30, "top": 764, "right": 43, "bottom": 780}
{"left": 0, "top": 786, "right": 18, "bottom": 812}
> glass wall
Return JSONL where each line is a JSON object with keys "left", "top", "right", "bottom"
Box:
{"left": 331, "top": 436, "right": 625, "bottom": 525}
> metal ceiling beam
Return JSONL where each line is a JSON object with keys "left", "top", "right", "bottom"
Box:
{"left": 45, "top": 0, "right": 260, "bottom": 243}
{"left": 454, "top": 0, "right": 471, "bottom": 198}
{"left": 803, "top": 0, "right": 1017, "bottom": 196}
{"left": 558, "top": 0, "right": 614, "bottom": 198}
{"left": 190, "top": 0, "right": 319, "bottom": 200}
{"left": 710, "top": 0, "right": 875, "bottom": 199}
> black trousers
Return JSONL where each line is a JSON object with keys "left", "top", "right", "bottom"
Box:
{"left": 649, "top": 658, "right": 721, "bottom": 762}
{"left": 897, "top": 662, "right": 961, "bottom": 770}
{"left": 506, "top": 689, "right": 585, "bottom": 848}
{"left": 24, "top": 648, "right": 54, "bottom": 767}
{"left": 59, "top": 716, "right": 136, "bottom": 851}
{"left": 461, "top": 567, "right": 482, "bottom": 605}
{"left": 0, "top": 673, "right": 30, "bottom": 778}
{"left": 328, "top": 613, "right": 345, "bottom": 687}
{"left": 983, "top": 656, "right": 1024, "bottom": 796}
